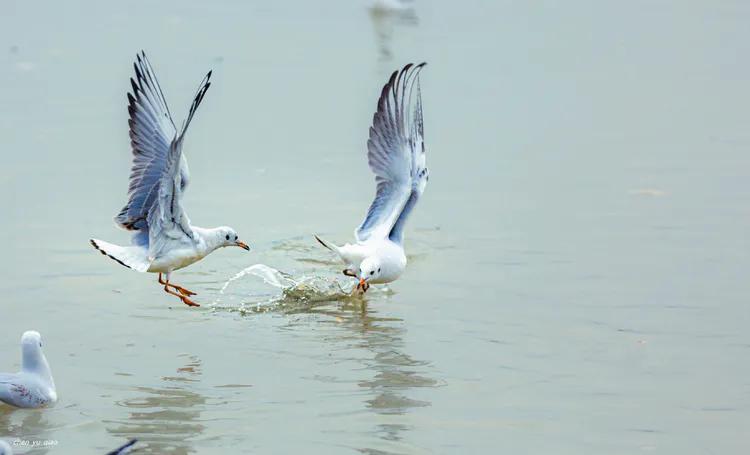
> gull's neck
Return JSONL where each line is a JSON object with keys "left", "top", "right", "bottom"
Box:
{"left": 192, "top": 226, "right": 225, "bottom": 254}
{"left": 22, "top": 346, "right": 54, "bottom": 386}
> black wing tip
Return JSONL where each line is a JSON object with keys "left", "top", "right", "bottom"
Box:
{"left": 381, "top": 61, "right": 426, "bottom": 94}
{"left": 106, "top": 439, "right": 138, "bottom": 455}
{"left": 402, "top": 61, "right": 426, "bottom": 70}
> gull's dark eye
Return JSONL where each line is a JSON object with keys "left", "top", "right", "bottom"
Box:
{"left": 225, "top": 234, "right": 230, "bottom": 240}
{"left": 378, "top": 268, "right": 381, "bottom": 272}
{"left": 235, "top": 235, "right": 238, "bottom": 240}
{"left": 370, "top": 270, "right": 374, "bottom": 275}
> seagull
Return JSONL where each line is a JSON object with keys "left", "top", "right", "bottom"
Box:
{"left": 90, "top": 52, "right": 250, "bottom": 307}
{"left": 0, "top": 331, "right": 57, "bottom": 409}
{"left": 0, "top": 440, "right": 11, "bottom": 455}
{"left": 315, "top": 63, "right": 428, "bottom": 292}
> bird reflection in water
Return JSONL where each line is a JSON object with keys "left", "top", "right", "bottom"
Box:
{"left": 369, "top": 0, "right": 419, "bottom": 61}
{"left": 106, "top": 354, "right": 206, "bottom": 454}
{"left": 284, "top": 298, "right": 437, "bottom": 447}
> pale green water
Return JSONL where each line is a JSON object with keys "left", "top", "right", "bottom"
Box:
{"left": 1, "top": 1, "right": 749, "bottom": 453}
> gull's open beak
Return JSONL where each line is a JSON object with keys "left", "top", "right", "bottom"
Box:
{"left": 357, "top": 278, "right": 370, "bottom": 292}
{"left": 235, "top": 241, "right": 250, "bottom": 251}
{"left": 359, "top": 278, "right": 366, "bottom": 288}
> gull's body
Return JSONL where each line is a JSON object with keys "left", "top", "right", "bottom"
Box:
{"left": 0, "top": 331, "right": 57, "bottom": 409}
{"left": 316, "top": 63, "right": 428, "bottom": 291}
{"left": 0, "top": 440, "right": 11, "bottom": 455}
{"left": 90, "top": 52, "right": 249, "bottom": 307}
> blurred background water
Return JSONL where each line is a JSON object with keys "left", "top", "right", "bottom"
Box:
{"left": 1, "top": 0, "right": 749, "bottom": 453}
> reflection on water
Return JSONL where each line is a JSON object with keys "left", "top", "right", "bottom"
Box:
{"left": 369, "top": 0, "right": 418, "bottom": 61}
{"left": 217, "top": 237, "right": 437, "bottom": 449}
{"left": 106, "top": 355, "right": 206, "bottom": 454}
{"left": 209, "top": 235, "right": 438, "bottom": 448}
{"left": 287, "top": 299, "right": 436, "bottom": 450}
{"left": 0, "top": 408, "right": 54, "bottom": 455}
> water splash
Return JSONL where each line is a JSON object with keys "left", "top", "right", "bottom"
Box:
{"left": 212, "top": 264, "right": 363, "bottom": 313}
{"left": 219, "top": 264, "right": 294, "bottom": 292}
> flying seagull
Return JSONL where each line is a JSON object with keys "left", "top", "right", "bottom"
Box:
{"left": 91, "top": 52, "right": 250, "bottom": 307}
{"left": 315, "top": 63, "right": 428, "bottom": 292}
{"left": 0, "top": 331, "right": 57, "bottom": 409}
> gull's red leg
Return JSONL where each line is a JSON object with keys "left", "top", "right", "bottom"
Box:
{"left": 158, "top": 273, "right": 197, "bottom": 297}
{"left": 158, "top": 274, "right": 200, "bottom": 307}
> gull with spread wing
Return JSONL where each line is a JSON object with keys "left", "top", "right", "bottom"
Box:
{"left": 91, "top": 52, "right": 250, "bottom": 307}
{"left": 315, "top": 63, "right": 428, "bottom": 292}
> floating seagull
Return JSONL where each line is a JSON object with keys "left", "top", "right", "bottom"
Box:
{"left": 106, "top": 439, "right": 138, "bottom": 455}
{"left": 90, "top": 52, "right": 250, "bottom": 307}
{"left": 0, "top": 331, "right": 57, "bottom": 409}
{"left": 315, "top": 63, "right": 428, "bottom": 292}
{"left": 0, "top": 440, "right": 11, "bottom": 455}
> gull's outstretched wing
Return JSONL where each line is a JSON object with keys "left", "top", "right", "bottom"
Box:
{"left": 146, "top": 69, "right": 212, "bottom": 260}
{"left": 112, "top": 51, "right": 211, "bottom": 259}
{"left": 355, "top": 62, "right": 428, "bottom": 244}
{"left": 114, "top": 51, "right": 178, "bottom": 234}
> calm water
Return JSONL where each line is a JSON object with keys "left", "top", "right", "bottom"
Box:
{"left": 1, "top": 1, "right": 749, "bottom": 453}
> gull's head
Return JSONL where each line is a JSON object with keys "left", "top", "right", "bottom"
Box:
{"left": 358, "top": 257, "right": 382, "bottom": 290}
{"left": 217, "top": 227, "right": 250, "bottom": 251}
{"left": 21, "top": 330, "right": 43, "bottom": 351}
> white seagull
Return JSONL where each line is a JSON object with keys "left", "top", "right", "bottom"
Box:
{"left": 90, "top": 52, "right": 250, "bottom": 307}
{"left": 0, "top": 331, "right": 57, "bottom": 409}
{"left": 315, "top": 63, "right": 428, "bottom": 292}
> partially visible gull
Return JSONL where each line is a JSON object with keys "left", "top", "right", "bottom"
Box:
{"left": 90, "top": 51, "right": 250, "bottom": 307}
{"left": 0, "top": 439, "right": 11, "bottom": 455}
{"left": 0, "top": 331, "right": 57, "bottom": 409}
{"left": 315, "top": 63, "right": 429, "bottom": 292}
{"left": 106, "top": 439, "right": 138, "bottom": 455}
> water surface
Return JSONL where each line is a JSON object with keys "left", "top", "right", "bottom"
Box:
{"left": 1, "top": 1, "right": 749, "bottom": 453}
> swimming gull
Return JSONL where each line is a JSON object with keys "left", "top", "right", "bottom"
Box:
{"left": 0, "top": 331, "right": 57, "bottom": 409}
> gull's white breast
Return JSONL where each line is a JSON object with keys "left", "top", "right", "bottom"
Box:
{"left": 371, "top": 239, "right": 407, "bottom": 284}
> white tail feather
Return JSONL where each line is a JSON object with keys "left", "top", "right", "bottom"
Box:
{"left": 90, "top": 239, "right": 150, "bottom": 273}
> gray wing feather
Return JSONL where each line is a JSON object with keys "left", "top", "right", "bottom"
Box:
{"left": 389, "top": 77, "right": 428, "bottom": 244}
{"left": 112, "top": 51, "right": 211, "bottom": 259}
{"left": 147, "top": 70, "right": 212, "bottom": 259}
{"left": 356, "top": 63, "right": 428, "bottom": 244}
{"left": 0, "top": 373, "right": 20, "bottom": 403}
{"left": 115, "top": 52, "right": 178, "bottom": 235}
